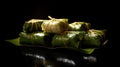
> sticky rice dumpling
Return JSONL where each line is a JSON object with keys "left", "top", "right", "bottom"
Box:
{"left": 19, "top": 32, "right": 53, "bottom": 46}
{"left": 68, "top": 22, "right": 91, "bottom": 31}
{"left": 81, "top": 29, "right": 106, "bottom": 48}
{"left": 51, "top": 31, "right": 85, "bottom": 48}
{"left": 41, "top": 16, "right": 69, "bottom": 34}
{"left": 23, "top": 19, "right": 45, "bottom": 33}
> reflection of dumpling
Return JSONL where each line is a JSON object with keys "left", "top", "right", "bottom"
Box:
{"left": 56, "top": 57, "right": 76, "bottom": 66}
{"left": 83, "top": 56, "right": 97, "bottom": 63}
{"left": 25, "top": 53, "right": 46, "bottom": 67}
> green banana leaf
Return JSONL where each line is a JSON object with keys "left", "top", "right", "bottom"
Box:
{"left": 6, "top": 37, "right": 21, "bottom": 46}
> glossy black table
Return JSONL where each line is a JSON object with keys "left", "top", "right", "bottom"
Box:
{"left": 18, "top": 43, "right": 111, "bottom": 67}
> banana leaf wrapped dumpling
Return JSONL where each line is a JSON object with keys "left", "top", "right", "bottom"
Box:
{"left": 81, "top": 29, "right": 107, "bottom": 48}
{"left": 41, "top": 16, "right": 69, "bottom": 34}
{"left": 52, "top": 31, "right": 85, "bottom": 48}
{"left": 23, "top": 19, "right": 45, "bottom": 33}
{"left": 68, "top": 22, "right": 91, "bottom": 31}
{"left": 19, "top": 32, "right": 53, "bottom": 46}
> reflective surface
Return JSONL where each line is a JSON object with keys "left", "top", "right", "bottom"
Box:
{"left": 18, "top": 45, "right": 111, "bottom": 67}
{"left": 0, "top": 39, "right": 111, "bottom": 67}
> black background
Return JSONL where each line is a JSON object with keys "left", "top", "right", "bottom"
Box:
{"left": 0, "top": 1, "right": 113, "bottom": 66}
{"left": 1, "top": 1, "right": 113, "bottom": 40}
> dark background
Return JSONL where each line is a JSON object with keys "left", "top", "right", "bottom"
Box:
{"left": 0, "top": 1, "right": 112, "bottom": 66}
{"left": 1, "top": 1, "right": 113, "bottom": 40}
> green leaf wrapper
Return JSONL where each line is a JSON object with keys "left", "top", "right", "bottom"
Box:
{"left": 41, "top": 17, "right": 69, "bottom": 34}
{"left": 19, "top": 32, "right": 53, "bottom": 46}
{"left": 52, "top": 31, "right": 85, "bottom": 48}
{"left": 68, "top": 22, "right": 91, "bottom": 31}
{"left": 81, "top": 29, "right": 106, "bottom": 48}
{"left": 23, "top": 19, "right": 45, "bottom": 33}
